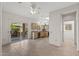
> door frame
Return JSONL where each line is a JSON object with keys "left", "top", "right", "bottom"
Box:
{"left": 61, "top": 11, "right": 77, "bottom": 48}
{"left": 9, "top": 22, "right": 23, "bottom": 43}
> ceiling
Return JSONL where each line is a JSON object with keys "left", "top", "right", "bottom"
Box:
{"left": 3, "top": 2, "right": 78, "bottom": 18}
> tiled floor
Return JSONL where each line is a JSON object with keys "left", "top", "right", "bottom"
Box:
{"left": 2, "top": 38, "right": 79, "bottom": 56}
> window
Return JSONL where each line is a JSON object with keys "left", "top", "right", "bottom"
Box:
{"left": 65, "top": 24, "right": 72, "bottom": 30}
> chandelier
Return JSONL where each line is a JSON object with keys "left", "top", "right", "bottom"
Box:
{"left": 30, "top": 3, "right": 40, "bottom": 15}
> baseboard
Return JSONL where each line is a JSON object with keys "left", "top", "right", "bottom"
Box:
{"left": 2, "top": 42, "right": 11, "bottom": 47}
{"left": 49, "top": 41, "right": 61, "bottom": 47}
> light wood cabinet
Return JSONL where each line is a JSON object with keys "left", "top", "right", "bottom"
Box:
{"left": 40, "top": 31, "right": 48, "bottom": 38}
{"left": 31, "top": 31, "right": 49, "bottom": 39}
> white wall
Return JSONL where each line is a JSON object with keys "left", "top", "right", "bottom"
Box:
{"left": 2, "top": 11, "right": 39, "bottom": 45}
{"left": 64, "top": 21, "right": 74, "bottom": 40}
{"left": 0, "top": 2, "right": 2, "bottom": 56}
{"left": 49, "top": 3, "right": 79, "bottom": 50}
{"left": 49, "top": 13, "right": 62, "bottom": 46}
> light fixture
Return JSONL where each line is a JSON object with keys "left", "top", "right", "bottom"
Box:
{"left": 45, "top": 17, "right": 49, "bottom": 20}
{"left": 30, "top": 2, "right": 40, "bottom": 15}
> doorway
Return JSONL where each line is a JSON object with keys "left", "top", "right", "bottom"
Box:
{"left": 10, "top": 23, "right": 28, "bottom": 42}
{"left": 62, "top": 12, "right": 76, "bottom": 48}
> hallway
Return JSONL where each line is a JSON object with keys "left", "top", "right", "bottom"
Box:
{"left": 2, "top": 38, "right": 79, "bottom": 56}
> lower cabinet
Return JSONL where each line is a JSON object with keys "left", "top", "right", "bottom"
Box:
{"left": 40, "top": 31, "right": 48, "bottom": 38}
{"left": 31, "top": 31, "right": 49, "bottom": 39}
